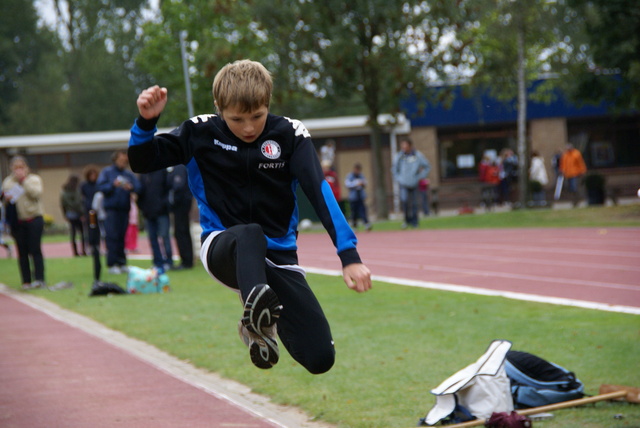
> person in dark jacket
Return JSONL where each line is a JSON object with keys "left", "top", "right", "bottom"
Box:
{"left": 168, "top": 164, "right": 194, "bottom": 269}
{"left": 60, "top": 174, "right": 86, "bottom": 257}
{"left": 96, "top": 150, "right": 140, "bottom": 274}
{"left": 80, "top": 165, "right": 100, "bottom": 248}
{"left": 137, "top": 168, "right": 173, "bottom": 272}
{"left": 128, "top": 59, "right": 371, "bottom": 374}
{"left": 344, "top": 163, "right": 372, "bottom": 230}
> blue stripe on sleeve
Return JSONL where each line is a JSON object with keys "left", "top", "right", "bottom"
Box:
{"left": 321, "top": 180, "right": 357, "bottom": 253}
{"left": 129, "top": 122, "right": 157, "bottom": 146}
{"left": 186, "top": 157, "right": 225, "bottom": 238}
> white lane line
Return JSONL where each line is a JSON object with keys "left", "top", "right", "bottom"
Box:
{"left": 301, "top": 255, "right": 639, "bottom": 292}
{"left": 361, "top": 258, "right": 640, "bottom": 292}
{"left": 359, "top": 247, "right": 640, "bottom": 272}
{"left": 392, "top": 242, "right": 640, "bottom": 258}
{"left": 303, "top": 267, "right": 640, "bottom": 315}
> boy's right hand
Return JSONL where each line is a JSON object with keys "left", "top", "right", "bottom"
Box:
{"left": 137, "top": 85, "right": 168, "bottom": 119}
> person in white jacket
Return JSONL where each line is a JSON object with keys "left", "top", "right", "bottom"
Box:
{"left": 529, "top": 151, "right": 549, "bottom": 206}
{"left": 1, "top": 156, "right": 46, "bottom": 289}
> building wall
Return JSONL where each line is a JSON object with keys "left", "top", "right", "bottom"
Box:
{"left": 39, "top": 167, "right": 103, "bottom": 225}
{"left": 411, "top": 126, "right": 439, "bottom": 187}
{"left": 530, "top": 117, "right": 567, "bottom": 179}
{"left": 411, "top": 116, "right": 640, "bottom": 209}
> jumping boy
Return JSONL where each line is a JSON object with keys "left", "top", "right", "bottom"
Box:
{"left": 128, "top": 59, "right": 372, "bottom": 374}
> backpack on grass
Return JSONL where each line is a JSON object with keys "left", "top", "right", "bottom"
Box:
{"left": 420, "top": 340, "right": 514, "bottom": 426}
{"left": 505, "top": 350, "right": 584, "bottom": 408}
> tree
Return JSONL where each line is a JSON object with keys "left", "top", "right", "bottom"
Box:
{"left": 47, "top": 0, "right": 149, "bottom": 131}
{"left": 137, "top": 1, "right": 473, "bottom": 217}
{"left": 465, "top": 0, "right": 589, "bottom": 206}
{"left": 135, "top": 1, "right": 359, "bottom": 125}
{"left": 250, "top": 0, "right": 470, "bottom": 218}
{"left": 134, "top": 1, "right": 271, "bottom": 125}
{"left": 0, "top": 0, "right": 65, "bottom": 133}
{"left": 0, "top": 0, "right": 155, "bottom": 135}
{"left": 565, "top": 0, "right": 640, "bottom": 111}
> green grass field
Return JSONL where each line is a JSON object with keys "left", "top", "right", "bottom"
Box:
{"left": 2, "top": 204, "right": 639, "bottom": 427}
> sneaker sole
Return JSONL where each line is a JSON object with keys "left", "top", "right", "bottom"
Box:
{"left": 242, "top": 284, "right": 282, "bottom": 334}
{"left": 249, "top": 335, "right": 279, "bottom": 369}
{"left": 241, "top": 284, "right": 283, "bottom": 368}
{"left": 238, "top": 321, "right": 279, "bottom": 369}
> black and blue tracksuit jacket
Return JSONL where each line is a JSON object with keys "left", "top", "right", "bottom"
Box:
{"left": 128, "top": 113, "right": 361, "bottom": 267}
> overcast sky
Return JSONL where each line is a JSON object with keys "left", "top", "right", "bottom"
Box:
{"left": 33, "top": 0, "right": 160, "bottom": 30}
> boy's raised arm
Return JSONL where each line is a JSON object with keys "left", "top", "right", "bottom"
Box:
{"left": 137, "top": 85, "right": 168, "bottom": 120}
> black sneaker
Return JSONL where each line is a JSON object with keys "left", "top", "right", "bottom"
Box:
{"left": 241, "top": 284, "right": 283, "bottom": 369}
{"left": 238, "top": 321, "right": 279, "bottom": 369}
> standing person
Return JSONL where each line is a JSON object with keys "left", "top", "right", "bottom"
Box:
{"left": 344, "top": 163, "right": 372, "bottom": 231}
{"left": 129, "top": 59, "right": 371, "bottom": 373}
{"left": 551, "top": 150, "right": 563, "bottom": 180}
{"left": 320, "top": 140, "right": 336, "bottom": 168}
{"left": 137, "top": 168, "right": 174, "bottom": 272}
{"left": 478, "top": 154, "right": 500, "bottom": 210}
{"left": 168, "top": 164, "right": 194, "bottom": 270}
{"left": 124, "top": 194, "right": 139, "bottom": 253}
{"left": 551, "top": 150, "right": 564, "bottom": 201}
{"left": 418, "top": 178, "right": 430, "bottom": 216}
{"left": 0, "top": 192, "right": 12, "bottom": 258}
{"left": 60, "top": 174, "right": 87, "bottom": 256}
{"left": 322, "top": 160, "right": 343, "bottom": 213}
{"left": 96, "top": 150, "right": 140, "bottom": 274}
{"left": 80, "top": 165, "right": 100, "bottom": 249}
{"left": 392, "top": 138, "right": 430, "bottom": 229}
{"left": 529, "top": 151, "right": 549, "bottom": 206}
{"left": 497, "top": 148, "right": 518, "bottom": 205}
{"left": 1, "top": 156, "right": 46, "bottom": 289}
{"left": 559, "top": 143, "right": 587, "bottom": 207}
{"left": 91, "top": 191, "right": 107, "bottom": 246}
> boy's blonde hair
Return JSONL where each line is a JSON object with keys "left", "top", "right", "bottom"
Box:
{"left": 213, "top": 59, "right": 272, "bottom": 114}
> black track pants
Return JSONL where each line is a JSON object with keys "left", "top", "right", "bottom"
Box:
{"left": 203, "top": 224, "right": 335, "bottom": 374}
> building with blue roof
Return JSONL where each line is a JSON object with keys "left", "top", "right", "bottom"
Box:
{"left": 402, "top": 81, "right": 639, "bottom": 209}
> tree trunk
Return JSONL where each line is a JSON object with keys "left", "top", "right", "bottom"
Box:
{"left": 516, "top": 24, "right": 528, "bottom": 208}
{"left": 369, "top": 120, "right": 389, "bottom": 219}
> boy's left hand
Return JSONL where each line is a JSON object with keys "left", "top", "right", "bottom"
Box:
{"left": 343, "top": 263, "right": 372, "bottom": 293}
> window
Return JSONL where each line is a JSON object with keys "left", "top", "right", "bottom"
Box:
{"left": 568, "top": 115, "right": 640, "bottom": 169}
{"left": 70, "top": 151, "right": 113, "bottom": 168}
{"left": 438, "top": 126, "right": 517, "bottom": 179}
{"left": 37, "top": 153, "right": 68, "bottom": 168}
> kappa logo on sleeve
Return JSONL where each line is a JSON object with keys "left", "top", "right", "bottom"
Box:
{"left": 189, "top": 114, "right": 215, "bottom": 124}
{"left": 285, "top": 117, "right": 311, "bottom": 139}
{"left": 261, "top": 140, "right": 281, "bottom": 159}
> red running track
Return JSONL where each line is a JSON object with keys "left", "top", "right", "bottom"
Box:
{"left": 33, "top": 227, "right": 640, "bottom": 310}
{"left": 297, "top": 227, "right": 640, "bottom": 311}
{"left": 0, "top": 292, "right": 283, "bottom": 428}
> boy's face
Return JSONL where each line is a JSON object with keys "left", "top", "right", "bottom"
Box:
{"left": 221, "top": 105, "right": 269, "bottom": 143}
